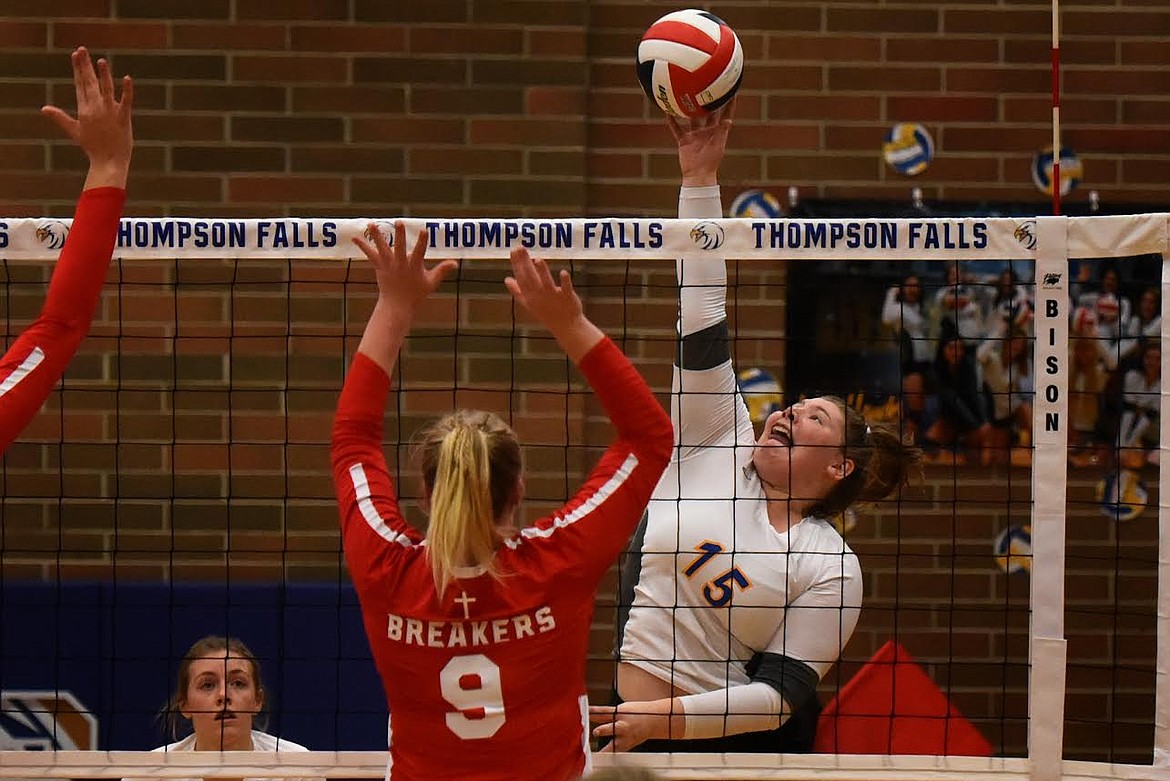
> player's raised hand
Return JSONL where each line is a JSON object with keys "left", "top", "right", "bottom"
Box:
{"left": 505, "top": 248, "right": 601, "bottom": 363}
{"left": 42, "top": 47, "right": 134, "bottom": 189}
{"left": 504, "top": 248, "right": 584, "bottom": 329}
{"left": 668, "top": 97, "right": 735, "bottom": 188}
{"left": 353, "top": 222, "right": 458, "bottom": 318}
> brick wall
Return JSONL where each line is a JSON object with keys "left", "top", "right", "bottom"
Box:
{"left": 1, "top": 0, "right": 1165, "bottom": 764}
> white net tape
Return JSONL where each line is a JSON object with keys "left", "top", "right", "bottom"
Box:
{"left": 1, "top": 214, "right": 1165, "bottom": 261}
{"left": 0, "top": 214, "right": 1166, "bottom": 779}
{"left": 0, "top": 751, "right": 1168, "bottom": 780}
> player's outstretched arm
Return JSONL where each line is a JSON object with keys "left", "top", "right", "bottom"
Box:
{"left": 506, "top": 248, "right": 673, "bottom": 578}
{"left": 331, "top": 223, "right": 458, "bottom": 567}
{"left": 0, "top": 47, "right": 133, "bottom": 455}
{"left": 669, "top": 103, "right": 752, "bottom": 454}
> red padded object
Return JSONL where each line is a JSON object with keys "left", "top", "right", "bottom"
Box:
{"left": 815, "top": 640, "right": 993, "bottom": 756}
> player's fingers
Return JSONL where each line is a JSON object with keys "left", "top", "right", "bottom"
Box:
{"left": 509, "top": 246, "right": 533, "bottom": 268}
{"left": 427, "top": 259, "right": 459, "bottom": 288}
{"left": 367, "top": 221, "right": 395, "bottom": 260}
{"left": 503, "top": 274, "right": 521, "bottom": 299}
{"left": 556, "top": 268, "right": 575, "bottom": 297}
{"left": 508, "top": 247, "right": 540, "bottom": 289}
{"left": 530, "top": 257, "right": 556, "bottom": 290}
{"left": 409, "top": 227, "right": 428, "bottom": 264}
{"left": 367, "top": 222, "right": 392, "bottom": 256}
{"left": 351, "top": 235, "right": 379, "bottom": 265}
{"left": 96, "top": 58, "right": 114, "bottom": 101}
{"left": 588, "top": 706, "right": 618, "bottom": 723}
{"left": 40, "top": 106, "right": 79, "bottom": 141}
{"left": 721, "top": 95, "right": 738, "bottom": 124}
{"left": 118, "top": 75, "right": 135, "bottom": 120}
{"left": 590, "top": 720, "right": 619, "bottom": 737}
{"left": 73, "top": 48, "right": 99, "bottom": 102}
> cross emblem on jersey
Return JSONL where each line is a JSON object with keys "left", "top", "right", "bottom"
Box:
{"left": 454, "top": 591, "right": 476, "bottom": 619}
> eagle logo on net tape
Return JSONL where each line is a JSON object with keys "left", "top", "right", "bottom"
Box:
{"left": 34, "top": 220, "right": 69, "bottom": 251}
{"left": 689, "top": 221, "right": 725, "bottom": 250}
{"left": 1013, "top": 219, "right": 1038, "bottom": 251}
{"left": 363, "top": 220, "right": 396, "bottom": 246}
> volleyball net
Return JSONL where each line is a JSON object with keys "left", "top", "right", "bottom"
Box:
{"left": 0, "top": 214, "right": 1166, "bottom": 780}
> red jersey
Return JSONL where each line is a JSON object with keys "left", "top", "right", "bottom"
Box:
{"left": 331, "top": 337, "right": 672, "bottom": 781}
{"left": 0, "top": 187, "right": 125, "bottom": 454}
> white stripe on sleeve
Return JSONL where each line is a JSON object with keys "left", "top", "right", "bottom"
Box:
{"left": 0, "top": 347, "right": 46, "bottom": 397}
{"left": 517, "top": 452, "right": 639, "bottom": 542}
{"left": 348, "top": 462, "right": 416, "bottom": 547}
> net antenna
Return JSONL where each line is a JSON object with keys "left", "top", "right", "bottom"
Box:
{"left": 1050, "top": 0, "right": 1062, "bottom": 216}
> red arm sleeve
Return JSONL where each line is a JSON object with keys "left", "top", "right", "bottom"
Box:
{"left": 523, "top": 337, "right": 672, "bottom": 585}
{"left": 0, "top": 187, "right": 125, "bottom": 455}
{"left": 331, "top": 351, "right": 423, "bottom": 598}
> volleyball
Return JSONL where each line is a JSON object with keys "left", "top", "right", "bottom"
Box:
{"left": 636, "top": 9, "right": 744, "bottom": 118}
{"left": 1096, "top": 469, "right": 1148, "bottom": 522}
{"left": 993, "top": 524, "right": 1032, "bottom": 574}
{"left": 737, "top": 367, "right": 783, "bottom": 427}
{"left": 1031, "top": 145, "right": 1082, "bottom": 197}
{"left": 729, "top": 188, "right": 783, "bottom": 219}
{"left": 882, "top": 123, "right": 934, "bottom": 176}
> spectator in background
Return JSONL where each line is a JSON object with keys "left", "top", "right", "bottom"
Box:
{"left": 923, "top": 328, "right": 991, "bottom": 464}
{"left": 1118, "top": 287, "right": 1161, "bottom": 373}
{"left": 1069, "top": 308, "right": 1110, "bottom": 468}
{"left": 984, "top": 268, "right": 1033, "bottom": 341}
{"left": 126, "top": 636, "right": 320, "bottom": 781}
{"left": 1117, "top": 339, "right": 1161, "bottom": 468}
{"left": 976, "top": 326, "right": 1034, "bottom": 466}
{"left": 932, "top": 262, "right": 987, "bottom": 347}
{"left": 881, "top": 274, "right": 934, "bottom": 444}
{"left": 1075, "top": 265, "right": 1131, "bottom": 369}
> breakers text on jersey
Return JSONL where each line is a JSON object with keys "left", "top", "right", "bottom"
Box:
{"left": 387, "top": 606, "right": 556, "bottom": 648}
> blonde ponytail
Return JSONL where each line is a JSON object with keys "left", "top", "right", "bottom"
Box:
{"left": 414, "top": 411, "right": 523, "bottom": 596}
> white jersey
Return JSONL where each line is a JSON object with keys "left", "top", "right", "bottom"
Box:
{"left": 127, "top": 730, "right": 320, "bottom": 781}
{"left": 618, "top": 185, "right": 862, "bottom": 698}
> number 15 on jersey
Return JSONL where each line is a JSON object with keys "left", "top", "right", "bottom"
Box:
{"left": 683, "top": 540, "right": 752, "bottom": 608}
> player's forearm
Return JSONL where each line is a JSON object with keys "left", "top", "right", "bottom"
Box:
{"left": 676, "top": 682, "right": 786, "bottom": 739}
{"left": 332, "top": 351, "right": 391, "bottom": 489}
{"left": 676, "top": 186, "right": 727, "bottom": 339}
{"left": 82, "top": 159, "right": 130, "bottom": 191}
{"left": 356, "top": 299, "right": 411, "bottom": 377}
{"left": 0, "top": 332, "right": 67, "bottom": 454}
{"left": 546, "top": 313, "right": 604, "bottom": 365}
{"left": 678, "top": 184, "right": 722, "bottom": 220}
{"left": 578, "top": 337, "right": 672, "bottom": 461}
{"left": 42, "top": 187, "right": 125, "bottom": 324}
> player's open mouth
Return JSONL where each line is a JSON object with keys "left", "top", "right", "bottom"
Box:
{"left": 769, "top": 425, "right": 792, "bottom": 446}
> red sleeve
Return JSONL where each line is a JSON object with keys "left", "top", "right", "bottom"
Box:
{"left": 331, "top": 351, "right": 423, "bottom": 598}
{"left": 0, "top": 187, "right": 125, "bottom": 455}
{"left": 522, "top": 337, "right": 672, "bottom": 586}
